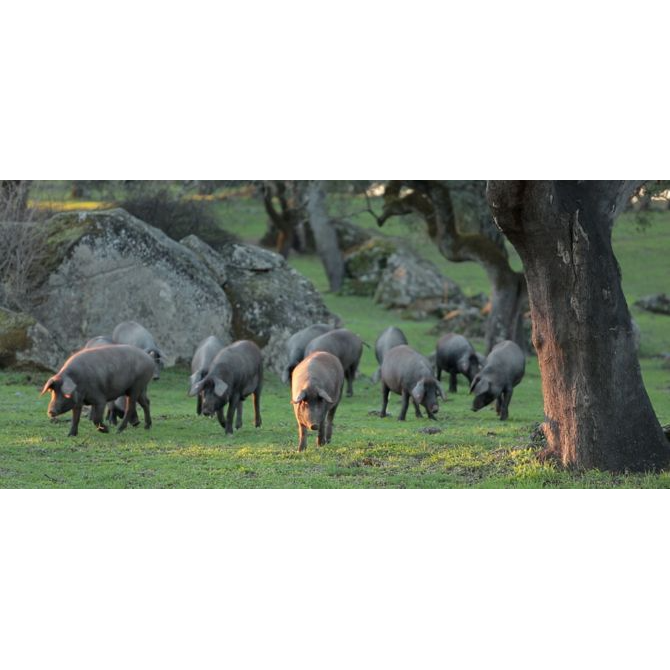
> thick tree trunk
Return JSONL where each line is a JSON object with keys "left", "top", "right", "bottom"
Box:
{"left": 488, "top": 180, "right": 669, "bottom": 472}
{"left": 306, "top": 180, "right": 344, "bottom": 292}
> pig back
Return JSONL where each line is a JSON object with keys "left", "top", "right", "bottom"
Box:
{"left": 191, "top": 336, "right": 226, "bottom": 374}
{"left": 485, "top": 340, "right": 526, "bottom": 386}
{"left": 63, "top": 345, "right": 155, "bottom": 400}
{"left": 292, "top": 351, "right": 344, "bottom": 402}
{"left": 209, "top": 340, "right": 262, "bottom": 394}
{"left": 381, "top": 345, "right": 433, "bottom": 393}
{"left": 304, "top": 329, "right": 362, "bottom": 369}
{"left": 375, "top": 327, "right": 408, "bottom": 365}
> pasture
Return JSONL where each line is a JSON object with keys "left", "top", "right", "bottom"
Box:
{"left": 0, "top": 200, "right": 668, "bottom": 488}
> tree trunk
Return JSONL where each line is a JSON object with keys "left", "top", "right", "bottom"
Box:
{"left": 306, "top": 181, "right": 344, "bottom": 292}
{"left": 485, "top": 266, "right": 526, "bottom": 354}
{"left": 488, "top": 180, "right": 669, "bottom": 472}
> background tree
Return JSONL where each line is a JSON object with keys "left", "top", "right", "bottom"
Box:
{"left": 305, "top": 180, "right": 344, "bottom": 291}
{"left": 373, "top": 180, "right": 527, "bottom": 353}
{"left": 259, "top": 180, "right": 308, "bottom": 257}
{"left": 487, "top": 180, "right": 669, "bottom": 472}
{"left": 0, "top": 180, "right": 31, "bottom": 220}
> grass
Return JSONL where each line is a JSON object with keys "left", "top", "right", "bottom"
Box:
{"left": 1, "top": 193, "right": 668, "bottom": 488}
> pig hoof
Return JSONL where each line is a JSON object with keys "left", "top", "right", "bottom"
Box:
{"left": 97, "top": 424, "right": 109, "bottom": 433}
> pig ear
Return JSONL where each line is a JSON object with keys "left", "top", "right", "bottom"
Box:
{"left": 436, "top": 383, "right": 445, "bottom": 399}
{"left": 213, "top": 377, "right": 228, "bottom": 398}
{"left": 281, "top": 368, "right": 290, "bottom": 385}
{"left": 411, "top": 380, "right": 425, "bottom": 404}
{"left": 188, "top": 374, "right": 204, "bottom": 397}
{"left": 317, "top": 388, "right": 333, "bottom": 403}
{"left": 40, "top": 376, "right": 56, "bottom": 396}
{"left": 61, "top": 375, "right": 77, "bottom": 396}
{"left": 291, "top": 390, "right": 306, "bottom": 404}
{"left": 471, "top": 377, "right": 490, "bottom": 396}
{"left": 469, "top": 374, "right": 481, "bottom": 394}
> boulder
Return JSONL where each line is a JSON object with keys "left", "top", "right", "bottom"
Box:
{"left": 635, "top": 293, "right": 670, "bottom": 315}
{"left": 27, "top": 209, "right": 233, "bottom": 365}
{"left": 374, "top": 251, "right": 465, "bottom": 317}
{"left": 343, "top": 237, "right": 400, "bottom": 296}
{"left": 213, "top": 243, "right": 339, "bottom": 374}
{"left": 0, "top": 307, "right": 66, "bottom": 372}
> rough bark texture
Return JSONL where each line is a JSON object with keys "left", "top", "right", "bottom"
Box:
{"left": 306, "top": 181, "right": 344, "bottom": 292}
{"left": 377, "top": 181, "right": 526, "bottom": 353}
{"left": 487, "top": 180, "right": 669, "bottom": 472}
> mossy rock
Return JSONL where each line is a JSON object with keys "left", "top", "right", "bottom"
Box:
{"left": 0, "top": 307, "right": 65, "bottom": 371}
{"left": 343, "top": 237, "right": 398, "bottom": 296}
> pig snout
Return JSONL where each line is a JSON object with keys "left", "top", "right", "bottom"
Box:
{"left": 310, "top": 423, "right": 319, "bottom": 431}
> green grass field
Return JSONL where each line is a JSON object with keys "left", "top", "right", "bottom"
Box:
{"left": 1, "top": 197, "right": 668, "bottom": 488}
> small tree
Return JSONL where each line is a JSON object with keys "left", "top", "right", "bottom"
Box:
{"left": 374, "top": 180, "right": 527, "bottom": 353}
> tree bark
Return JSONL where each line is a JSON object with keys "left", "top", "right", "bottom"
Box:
{"left": 488, "top": 180, "right": 669, "bottom": 472}
{"left": 306, "top": 181, "right": 344, "bottom": 292}
{"left": 378, "top": 181, "right": 527, "bottom": 353}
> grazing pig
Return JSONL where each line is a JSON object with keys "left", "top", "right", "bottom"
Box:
{"left": 470, "top": 340, "right": 525, "bottom": 421}
{"left": 380, "top": 345, "right": 444, "bottom": 421}
{"left": 281, "top": 323, "right": 335, "bottom": 384}
{"left": 291, "top": 351, "right": 344, "bottom": 452}
{"left": 40, "top": 345, "right": 154, "bottom": 436}
{"left": 436, "top": 333, "right": 485, "bottom": 393}
{"left": 84, "top": 335, "right": 113, "bottom": 348}
{"left": 372, "top": 326, "right": 408, "bottom": 383}
{"left": 304, "top": 328, "right": 363, "bottom": 397}
{"left": 189, "top": 335, "right": 227, "bottom": 415}
{"left": 188, "top": 340, "right": 262, "bottom": 435}
{"left": 112, "top": 321, "right": 164, "bottom": 379}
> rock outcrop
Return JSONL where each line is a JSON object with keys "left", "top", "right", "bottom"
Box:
{"left": 0, "top": 307, "right": 66, "bottom": 371}
{"left": 211, "top": 242, "right": 339, "bottom": 373}
{"left": 28, "top": 209, "right": 233, "bottom": 365}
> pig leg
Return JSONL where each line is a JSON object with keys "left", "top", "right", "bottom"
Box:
{"left": 253, "top": 386, "right": 262, "bottom": 428}
{"left": 196, "top": 394, "right": 203, "bottom": 416}
{"left": 499, "top": 388, "right": 512, "bottom": 421}
{"left": 235, "top": 401, "right": 244, "bottom": 430}
{"left": 137, "top": 390, "right": 152, "bottom": 429}
{"left": 398, "top": 391, "right": 410, "bottom": 421}
{"left": 436, "top": 366, "right": 442, "bottom": 381}
{"left": 225, "top": 397, "right": 238, "bottom": 434}
{"left": 413, "top": 400, "right": 423, "bottom": 418}
{"left": 298, "top": 422, "right": 308, "bottom": 452}
{"left": 317, "top": 420, "right": 326, "bottom": 447}
{"left": 325, "top": 405, "right": 337, "bottom": 443}
{"left": 68, "top": 404, "right": 83, "bottom": 437}
{"left": 449, "top": 371, "right": 458, "bottom": 394}
{"left": 495, "top": 396, "right": 502, "bottom": 416}
{"left": 90, "top": 403, "right": 109, "bottom": 433}
{"left": 380, "top": 383, "right": 390, "bottom": 418}
{"left": 216, "top": 406, "right": 226, "bottom": 429}
{"left": 117, "top": 396, "right": 137, "bottom": 433}
{"left": 107, "top": 401, "right": 117, "bottom": 425}
{"left": 345, "top": 367, "right": 354, "bottom": 397}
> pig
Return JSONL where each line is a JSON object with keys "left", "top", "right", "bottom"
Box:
{"left": 188, "top": 340, "right": 262, "bottom": 435}
{"left": 380, "top": 345, "right": 444, "bottom": 421}
{"left": 112, "top": 321, "right": 164, "bottom": 379}
{"left": 40, "top": 345, "right": 154, "bottom": 436}
{"left": 189, "top": 335, "right": 227, "bottom": 415}
{"left": 304, "top": 328, "right": 363, "bottom": 397}
{"left": 81, "top": 335, "right": 134, "bottom": 425}
{"left": 281, "top": 323, "right": 335, "bottom": 384}
{"left": 435, "top": 333, "right": 485, "bottom": 393}
{"left": 470, "top": 340, "right": 525, "bottom": 421}
{"left": 372, "top": 326, "right": 408, "bottom": 383}
{"left": 291, "top": 351, "right": 344, "bottom": 452}
{"left": 84, "top": 335, "right": 113, "bottom": 348}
